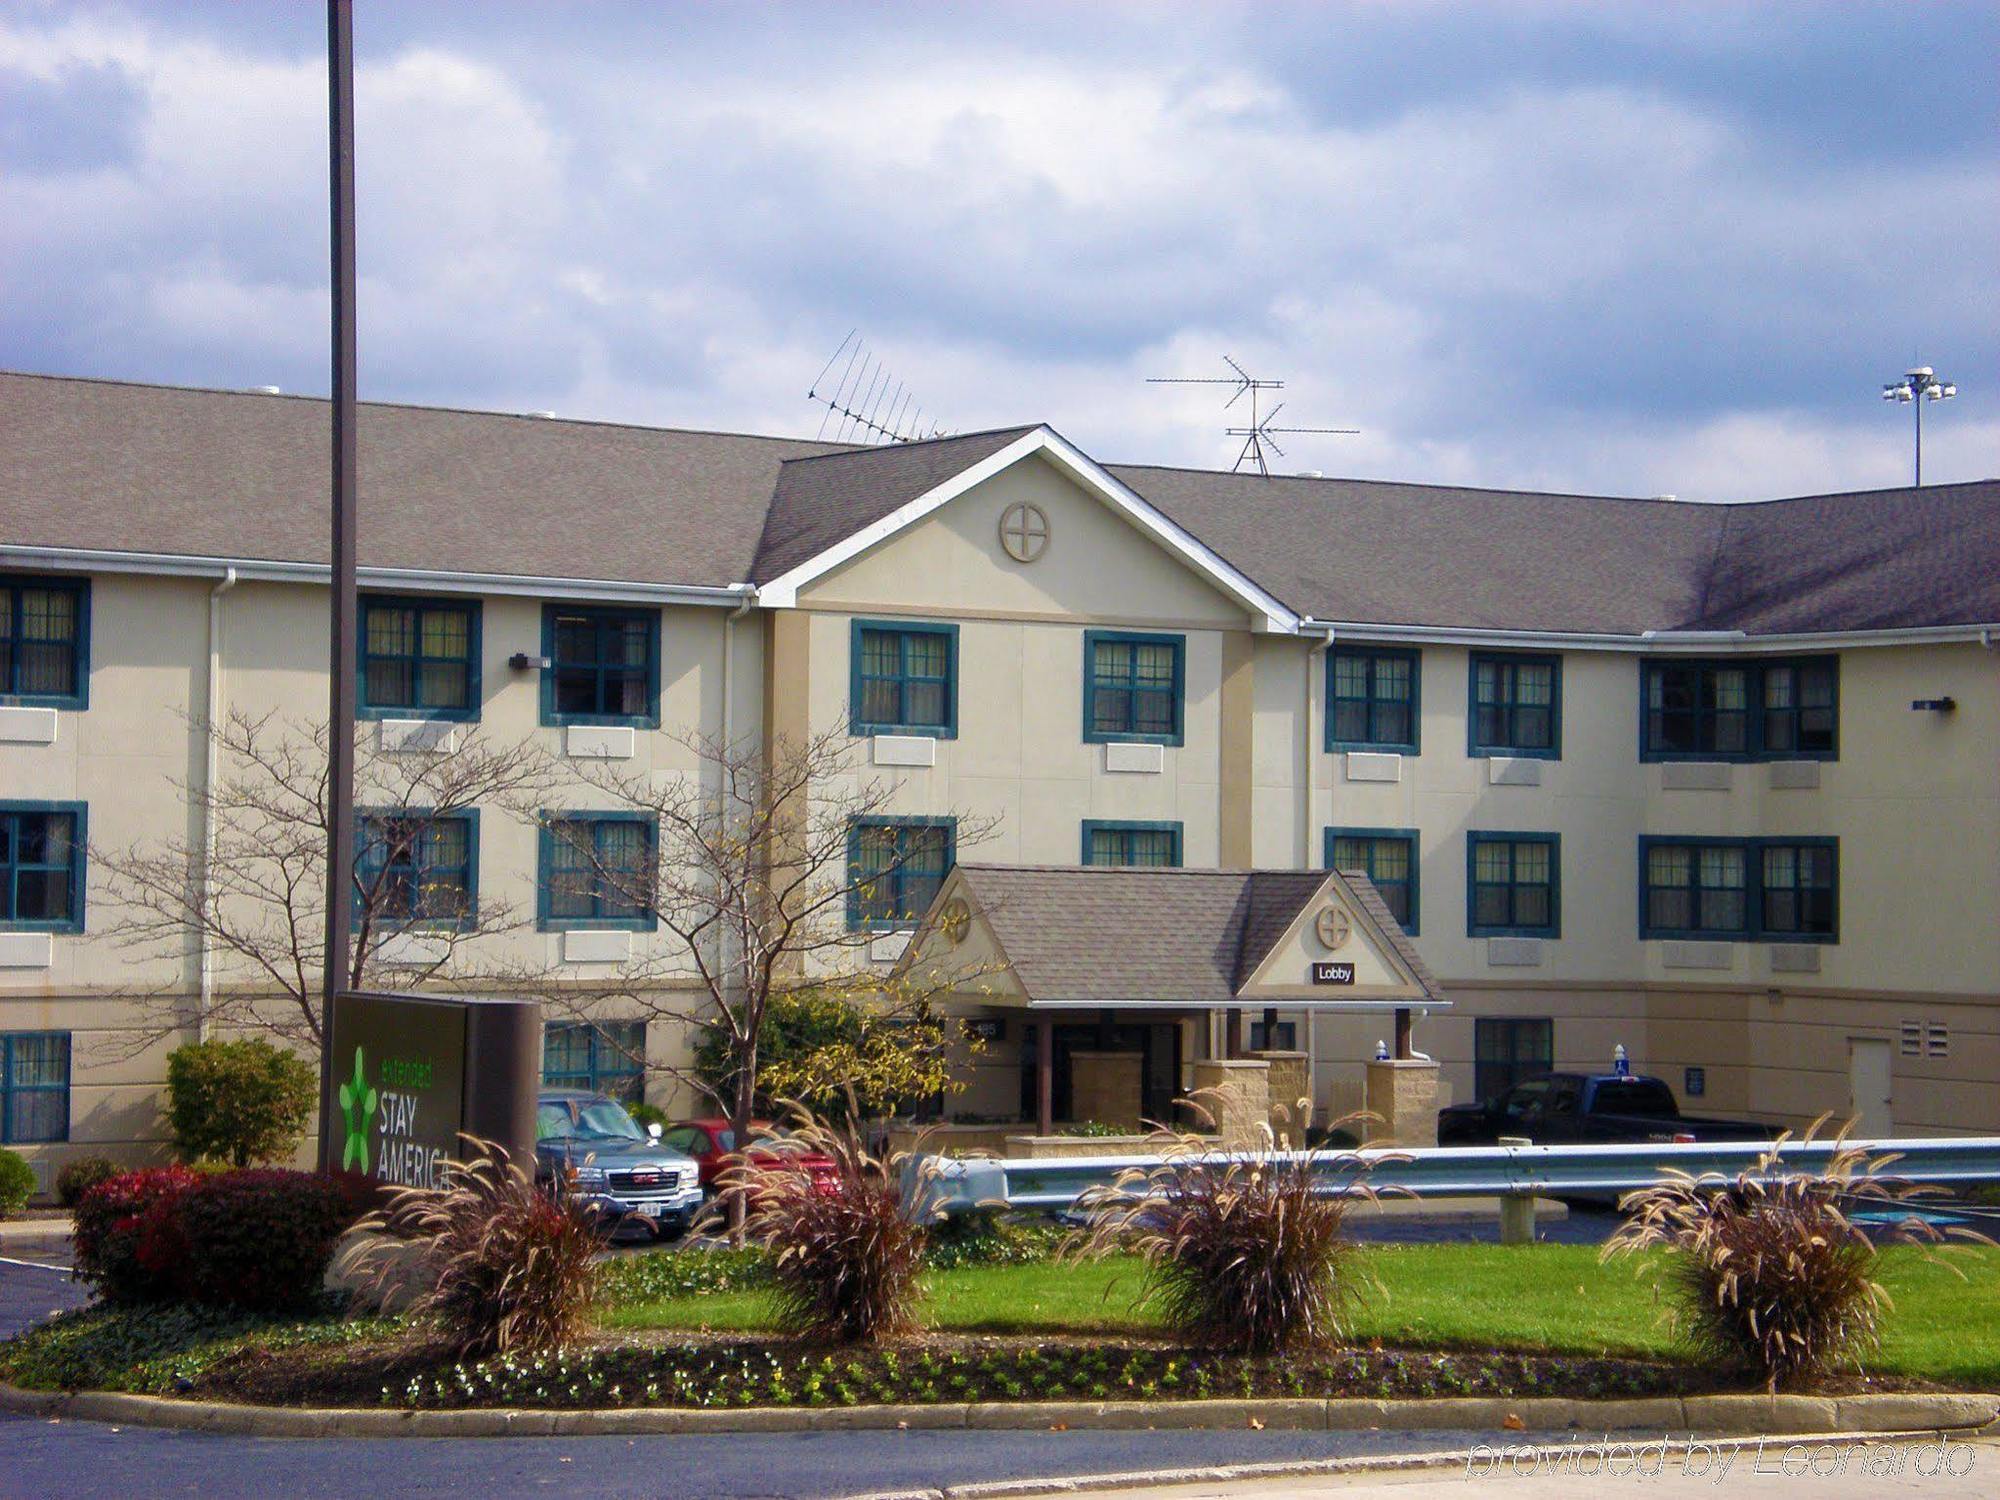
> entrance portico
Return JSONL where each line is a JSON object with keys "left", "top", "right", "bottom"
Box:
{"left": 894, "top": 864, "right": 1453, "bottom": 1147}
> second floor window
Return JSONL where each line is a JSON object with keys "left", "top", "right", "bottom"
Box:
{"left": 543, "top": 605, "right": 660, "bottom": 727}
{"left": 1083, "top": 631, "right": 1184, "bottom": 745}
{"left": 355, "top": 812, "right": 477, "bottom": 928}
{"left": 852, "top": 621, "right": 957, "bottom": 736}
{"left": 1326, "top": 828, "right": 1419, "bottom": 934}
{"left": 849, "top": 817, "right": 954, "bottom": 930}
{"left": 1328, "top": 647, "right": 1419, "bottom": 752}
{"left": 360, "top": 596, "right": 480, "bottom": 719}
{"left": 1083, "top": 821, "right": 1182, "bottom": 867}
{"left": 0, "top": 804, "right": 84, "bottom": 932}
{"left": 541, "top": 814, "right": 658, "bottom": 928}
{"left": 1469, "top": 652, "right": 1560, "bottom": 757}
{"left": 1639, "top": 837, "right": 1837, "bottom": 941}
{"left": 1467, "top": 833, "right": 1559, "bottom": 937}
{"left": 0, "top": 575, "right": 88, "bottom": 707}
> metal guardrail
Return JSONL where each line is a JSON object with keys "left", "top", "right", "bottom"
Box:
{"left": 907, "top": 1136, "right": 2000, "bottom": 1217}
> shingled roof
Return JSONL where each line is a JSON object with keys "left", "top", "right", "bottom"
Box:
{"left": 5, "top": 370, "right": 1996, "bottom": 635}
{"left": 940, "top": 864, "right": 1444, "bottom": 1008}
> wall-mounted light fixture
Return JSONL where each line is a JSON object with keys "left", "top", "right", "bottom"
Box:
{"left": 1910, "top": 696, "right": 1957, "bottom": 714}
{"left": 509, "top": 652, "right": 551, "bottom": 672}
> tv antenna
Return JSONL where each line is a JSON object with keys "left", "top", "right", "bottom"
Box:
{"left": 808, "top": 331, "right": 946, "bottom": 445}
{"left": 1147, "top": 355, "right": 1357, "bottom": 476}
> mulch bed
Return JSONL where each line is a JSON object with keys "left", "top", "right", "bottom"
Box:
{"left": 183, "top": 1326, "right": 1919, "bottom": 1412}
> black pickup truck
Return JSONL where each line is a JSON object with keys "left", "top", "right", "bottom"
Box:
{"left": 1437, "top": 1072, "right": 1775, "bottom": 1147}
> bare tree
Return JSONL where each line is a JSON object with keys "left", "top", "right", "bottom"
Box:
{"left": 512, "top": 725, "right": 1005, "bottom": 1230}
{"left": 93, "top": 708, "right": 561, "bottom": 1050}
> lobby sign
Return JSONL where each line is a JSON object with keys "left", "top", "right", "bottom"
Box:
{"left": 321, "top": 990, "right": 540, "bottom": 1189}
{"left": 1310, "top": 961, "right": 1357, "bottom": 985}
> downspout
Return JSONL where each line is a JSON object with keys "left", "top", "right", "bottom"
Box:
{"left": 1299, "top": 619, "right": 1335, "bottom": 1118}
{"left": 716, "top": 587, "right": 758, "bottom": 1018}
{"left": 198, "top": 567, "right": 239, "bottom": 1041}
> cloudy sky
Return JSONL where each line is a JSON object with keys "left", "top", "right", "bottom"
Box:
{"left": 2, "top": 2, "right": 1993, "bottom": 500}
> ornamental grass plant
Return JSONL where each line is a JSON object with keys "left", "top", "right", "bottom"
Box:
{"left": 722, "top": 1109, "right": 933, "bottom": 1344}
{"left": 1603, "top": 1120, "right": 1989, "bottom": 1391}
{"left": 361, "top": 1143, "right": 608, "bottom": 1358}
{"left": 1066, "top": 1094, "right": 1393, "bottom": 1353}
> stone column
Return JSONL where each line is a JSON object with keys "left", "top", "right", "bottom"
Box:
{"left": 1189, "top": 1058, "right": 1271, "bottom": 1148}
{"left": 1067, "top": 1051, "right": 1144, "bottom": 1131}
{"left": 1363, "top": 1057, "right": 1441, "bottom": 1147}
{"left": 1251, "top": 1050, "right": 1311, "bottom": 1144}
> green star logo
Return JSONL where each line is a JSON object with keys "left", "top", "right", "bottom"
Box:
{"left": 338, "top": 1046, "right": 378, "bottom": 1172}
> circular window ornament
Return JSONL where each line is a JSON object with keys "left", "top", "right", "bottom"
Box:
{"left": 998, "top": 501, "right": 1050, "bottom": 564}
{"left": 939, "top": 897, "right": 972, "bottom": 947}
{"left": 1313, "top": 904, "right": 1352, "bottom": 953}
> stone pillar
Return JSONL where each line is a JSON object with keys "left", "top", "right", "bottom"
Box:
{"left": 1067, "top": 1051, "right": 1143, "bottom": 1131}
{"left": 1364, "top": 1057, "right": 1441, "bottom": 1147}
{"left": 1189, "top": 1058, "right": 1271, "bottom": 1148}
{"left": 1251, "top": 1050, "right": 1311, "bottom": 1144}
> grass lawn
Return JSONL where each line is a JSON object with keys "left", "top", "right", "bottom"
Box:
{"left": 606, "top": 1243, "right": 2000, "bottom": 1387}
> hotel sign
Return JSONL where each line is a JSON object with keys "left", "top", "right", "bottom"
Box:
{"left": 1310, "top": 961, "right": 1357, "bottom": 985}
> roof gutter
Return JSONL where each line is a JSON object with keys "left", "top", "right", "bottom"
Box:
{"left": 0, "top": 545, "right": 760, "bottom": 609}
{"left": 1303, "top": 617, "right": 2000, "bottom": 653}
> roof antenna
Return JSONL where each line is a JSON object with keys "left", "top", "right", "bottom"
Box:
{"left": 1147, "top": 355, "right": 1358, "bottom": 476}
{"left": 808, "top": 331, "right": 948, "bottom": 444}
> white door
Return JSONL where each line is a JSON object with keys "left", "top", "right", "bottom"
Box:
{"left": 1847, "top": 1038, "right": 1893, "bottom": 1139}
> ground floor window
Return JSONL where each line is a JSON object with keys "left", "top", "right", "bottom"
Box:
{"left": 1248, "top": 1019, "right": 1297, "bottom": 1051}
{"left": 541, "top": 1020, "right": 645, "bottom": 1102}
{"left": 1473, "top": 1017, "right": 1552, "bottom": 1106}
{"left": 0, "top": 1030, "right": 70, "bottom": 1144}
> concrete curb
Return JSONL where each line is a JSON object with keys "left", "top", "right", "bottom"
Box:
{"left": 0, "top": 1380, "right": 1993, "bottom": 1442}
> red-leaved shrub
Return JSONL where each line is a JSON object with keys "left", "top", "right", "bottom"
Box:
{"left": 174, "top": 1169, "right": 356, "bottom": 1311}
{"left": 72, "top": 1166, "right": 204, "bottom": 1304}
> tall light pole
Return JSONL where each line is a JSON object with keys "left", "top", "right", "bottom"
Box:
{"left": 1881, "top": 365, "right": 1957, "bottom": 487}
{"left": 319, "top": 0, "right": 358, "bottom": 1170}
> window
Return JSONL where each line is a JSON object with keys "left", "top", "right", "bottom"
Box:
{"left": 1474, "top": 1017, "right": 1552, "bottom": 1107}
{"left": 1759, "top": 840, "right": 1837, "bottom": 940}
{"left": 541, "top": 605, "right": 660, "bottom": 727}
{"left": 1643, "top": 661, "right": 1748, "bottom": 757}
{"left": 1759, "top": 659, "right": 1838, "bottom": 758}
{"left": 1327, "top": 647, "right": 1420, "bottom": 753}
{"left": 851, "top": 621, "right": 957, "bottom": 737}
{"left": 1641, "top": 657, "right": 1837, "bottom": 760}
{"left": 1083, "top": 631, "right": 1184, "bottom": 745}
{"left": 1637, "top": 836, "right": 1837, "bottom": 942}
{"left": 0, "top": 1031, "right": 69, "bottom": 1144}
{"left": 355, "top": 812, "right": 477, "bottom": 929}
{"left": 1469, "top": 652, "right": 1560, "bottom": 757}
{"left": 359, "top": 596, "right": 480, "bottom": 720}
{"left": 1466, "top": 833, "right": 1559, "bottom": 937}
{"left": 0, "top": 804, "right": 85, "bottom": 932}
{"left": 541, "top": 1020, "right": 646, "bottom": 1103}
{"left": 1248, "top": 1020, "right": 1297, "bottom": 1051}
{"left": 848, "top": 817, "right": 954, "bottom": 930}
{"left": 0, "top": 575, "right": 88, "bottom": 708}
{"left": 1325, "top": 827, "right": 1420, "bottom": 934}
{"left": 1639, "top": 840, "right": 1747, "bottom": 937}
{"left": 539, "top": 813, "right": 658, "bottom": 929}
{"left": 1082, "top": 821, "right": 1182, "bottom": 867}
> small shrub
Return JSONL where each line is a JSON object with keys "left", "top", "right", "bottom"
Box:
{"left": 1605, "top": 1124, "right": 1987, "bottom": 1390}
{"left": 165, "top": 1039, "right": 315, "bottom": 1167}
{"left": 71, "top": 1166, "right": 204, "bottom": 1303}
{"left": 627, "top": 1101, "right": 671, "bottom": 1133}
{"left": 0, "top": 1148, "right": 35, "bottom": 1217}
{"left": 729, "top": 1110, "right": 930, "bottom": 1343}
{"left": 363, "top": 1144, "right": 606, "bottom": 1358}
{"left": 1068, "top": 1095, "right": 1387, "bottom": 1353}
{"left": 55, "top": 1156, "right": 119, "bottom": 1208}
{"left": 174, "top": 1169, "right": 356, "bottom": 1312}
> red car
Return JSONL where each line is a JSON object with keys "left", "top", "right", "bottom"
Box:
{"left": 661, "top": 1118, "right": 841, "bottom": 1198}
